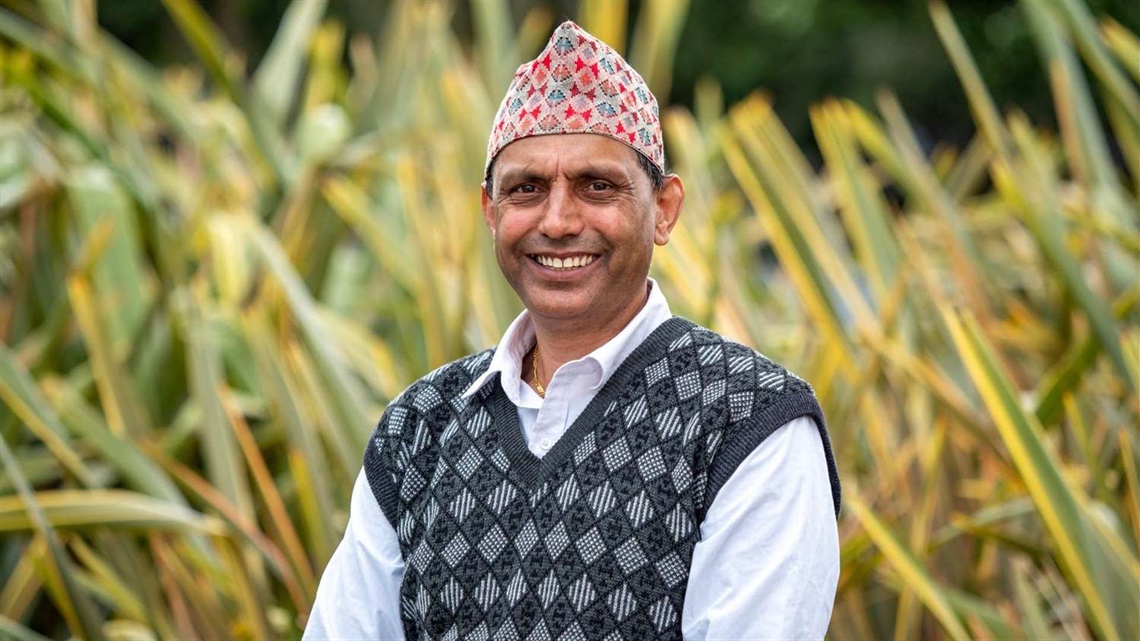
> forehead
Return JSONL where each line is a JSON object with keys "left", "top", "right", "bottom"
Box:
{"left": 492, "top": 133, "right": 640, "bottom": 175}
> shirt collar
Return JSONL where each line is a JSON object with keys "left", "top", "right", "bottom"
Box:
{"left": 462, "top": 278, "right": 673, "bottom": 400}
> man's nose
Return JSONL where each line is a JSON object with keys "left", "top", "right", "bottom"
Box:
{"left": 538, "top": 182, "right": 583, "bottom": 238}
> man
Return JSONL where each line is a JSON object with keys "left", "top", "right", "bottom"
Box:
{"left": 306, "top": 21, "right": 840, "bottom": 640}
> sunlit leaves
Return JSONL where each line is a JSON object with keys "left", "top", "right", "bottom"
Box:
{"left": 0, "top": 0, "right": 1136, "bottom": 639}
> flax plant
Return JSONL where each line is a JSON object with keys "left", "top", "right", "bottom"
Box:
{"left": 0, "top": 0, "right": 1136, "bottom": 639}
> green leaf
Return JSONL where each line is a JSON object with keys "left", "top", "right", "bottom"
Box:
{"left": 0, "top": 438, "right": 108, "bottom": 641}
{"left": 941, "top": 305, "right": 1139, "bottom": 641}
{"left": 253, "top": 0, "right": 329, "bottom": 127}
{"left": 846, "top": 492, "right": 972, "bottom": 641}
{"left": 0, "top": 345, "right": 97, "bottom": 486}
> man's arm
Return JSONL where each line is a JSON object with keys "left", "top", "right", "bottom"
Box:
{"left": 304, "top": 469, "right": 406, "bottom": 640}
{"left": 681, "top": 416, "right": 840, "bottom": 640}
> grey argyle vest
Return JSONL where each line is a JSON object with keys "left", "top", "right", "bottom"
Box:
{"left": 364, "top": 317, "right": 841, "bottom": 641}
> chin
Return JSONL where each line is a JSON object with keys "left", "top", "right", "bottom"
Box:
{"left": 524, "top": 286, "right": 639, "bottom": 326}
{"left": 523, "top": 296, "right": 595, "bottom": 321}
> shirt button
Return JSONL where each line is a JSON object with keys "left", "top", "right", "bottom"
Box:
{"left": 540, "top": 438, "right": 552, "bottom": 450}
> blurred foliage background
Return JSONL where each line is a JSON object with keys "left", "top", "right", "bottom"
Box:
{"left": 0, "top": 0, "right": 1137, "bottom": 639}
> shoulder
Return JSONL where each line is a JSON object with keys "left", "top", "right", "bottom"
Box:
{"left": 673, "top": 321, "right": 840, "bottom": 518}
{"left": 667, "top": 318, "right": 818, "bottom": 406}
{"left": 386, "top": 348, "right": 496, "bottom": 414}
{"left": 363, "top": 348, "right": 496, "bottom": 505}
{"left": 370, "top": 348, "right": 495, "bottom": 447}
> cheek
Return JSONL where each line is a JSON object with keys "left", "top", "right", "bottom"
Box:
{"left": 492, "top": 210, "right": 525, "bottom": 240}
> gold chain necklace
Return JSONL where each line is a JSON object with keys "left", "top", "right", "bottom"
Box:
{"left": 531, "top": 343, "right": 546, "bottom": 398}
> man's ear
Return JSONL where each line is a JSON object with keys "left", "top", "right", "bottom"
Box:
{"left": 653, "top": 175, "right": 685, "bottom": 246}
{"left": 481, "top": 183, "right": 496, "bottom": 239}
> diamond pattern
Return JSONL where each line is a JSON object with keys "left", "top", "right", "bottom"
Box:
{"left": 442, "top": 535, "right": 470, "bottom": 567}
{"left": 474, "top": 574, "right": 501, "bottom": 611}
{"left": 516, "top": 520, "right": 539, "bottom": 557}
{"left": 366, "top": 319, "right": 837, "bottom": 640}
{"left": 606, "top": 584, "right": 637, "bottom": 622}
{"left": 440, "top": 577, "right": 464, "bottom": 613}
{"left": 525, "top": 620, "right": 552, "bottom": 641}
{"left": 572, "top": 431, "right": 597, "bottom": 465}
{"left": 645, "top": 357, "right": 670, "bottom": 388}
{"left": 586, "top": 481, "right": 616, "bottom": 518}
{"left": 621, "top": 395, "right": 648, "bottom": 426}
{"left": 655, "top": 551, "right": 687, "bottom": 588}
{"left": 479, "top": 525, "right": 508, "bottom": 563}
{"left": 538, "top": 570, "right": 561, "bottom": 609}
{"left": 567, "top": 574, "right": 598, "bottom": 612}
{"left": 449, "top": 488, "right": 477, "bottom": 522}
{"left": 614, "top": 538, "right": 648, "bottom": 575}
{"left": 400, "top": 467, "right": 427, "bottom": 502}
{"left": 544, "top": 522, "right": 570, "bottom": 559}
{"left": 456, "top": 447, "right": 483, "bottom": 479}
{"left": 701, "top": 378, "right": 726, "bottom": 407}
{"left": 623, "top": 490, "right": 655, "bottom": 528}
{"left": 575, "top": 527, "right": 606, "bottom": 565}
{"left": 506, "top": 569, "right": 527, "bottom": 606}
{"left": 556, "top": 476, "right": 581, "bottom": 511}
{"left": 488, "top": 480, "right": 518, "bottom": 514}
{"left": 602, "top": 437, "right": 631, "bottom": 472}
{"left": 637, "top": 448, "right": 666, "bottom": 481}
{"left": 497, "top": 619, "right": 520, "bottom": 641}
{"left": 649, "top": 597, "right": 679, "bottom": 633}
{"left": 674, "top": 370, "right": 701, "bottom": 400}
{"left": 558, "top": 622, "right": 588, "bottom": 641}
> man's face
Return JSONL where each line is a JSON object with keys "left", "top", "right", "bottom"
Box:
{"left": 481, "top": 134, "right": 683, "bottom": 330}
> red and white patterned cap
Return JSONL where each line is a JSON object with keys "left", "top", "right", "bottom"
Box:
{"left": 485, "top": 21, "right": 663, "bottom": 176}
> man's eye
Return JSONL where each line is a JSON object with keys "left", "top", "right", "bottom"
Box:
{"left": 511, "top": 184, "right": 537, "bottom": 194}
{"left": 587, "top": 181, "right": 612, "bottom": 191}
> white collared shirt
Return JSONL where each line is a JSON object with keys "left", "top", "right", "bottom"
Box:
{"left": 460, "top": 278, "right": 673, "bottom": 457}
{"left": 306, "top": 280, "right": 839, "bottom": 640}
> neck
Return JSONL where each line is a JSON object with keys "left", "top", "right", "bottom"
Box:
{"left": 530, "top": 283, "right": 651, "bottom": 374}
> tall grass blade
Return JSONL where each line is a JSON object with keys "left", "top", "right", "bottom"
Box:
{"left": 253, "top": 0, "right": 329, "bottom": 127}
{"left": 1045, "top": 0, "right": 1140, "bottom": 119}
{"left": 0, "top": 490, "right": 225, "bottom": 535}
{"left": 628, "top": 0, "right": 689, "bottom": 101}
{"left": 67, "top": 270, "right": 152, "bottom": 440}
{"left": 1007, "top": 115, "right": 1134, "bottom": 389}
{"left": 845, "top": 492, "right": 972, "bottom": 641}
{"left": 0, "top": 616, "right": 52, "bottom": 641}
{"left": 0, "top": 538, "right": 45, "bottom": 623}
{"left": 0, "top": 345, "right": 96, "bottom": 486}
{"left": 219, "top": 388, "right": 317, "bottom": 602}
{"left": 181, "top": 291, "right": 256, "bottom": 519}
{"left": 933, "top": 1, "right": 1134, "bottom": 389}
{"left": 0, "top": 437, "right": 107, "bottom": 641}
{"left": 941, "top": 305, "right": 1138, "bottom": 641}
{"left": 580, "top": 0, "right": 628, "bottom": 54}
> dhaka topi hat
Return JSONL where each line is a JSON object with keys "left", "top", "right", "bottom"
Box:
{"left": 485, "top": 21, "right": 664, "bottom": 176}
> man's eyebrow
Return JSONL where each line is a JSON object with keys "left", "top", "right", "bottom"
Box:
{"left": 570, "top": 162, "right": 630, "bottom": 180}
{"left": 494, "top": 160, "right": 632, "bottom": 188}
{"left": 494, "top": 166, "right": 545, "bottom": 188}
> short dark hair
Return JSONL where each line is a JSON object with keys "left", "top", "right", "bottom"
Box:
{"left": 483, "top": 148, "right": 666, "bottom": 193}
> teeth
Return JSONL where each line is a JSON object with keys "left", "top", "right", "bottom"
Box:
{"left": 534, "top": 254, "right": 595, "bottom": 270}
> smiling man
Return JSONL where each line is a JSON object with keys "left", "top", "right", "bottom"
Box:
{"left": 306, "top": 21, "right": 841, "bottom": 641}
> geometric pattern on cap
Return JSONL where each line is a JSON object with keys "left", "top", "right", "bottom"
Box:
{"left": 485, "top": 21, "right": 663, "bottom": 175}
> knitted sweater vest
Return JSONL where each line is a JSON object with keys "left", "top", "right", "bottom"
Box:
{"left": 364, "top": 318, "right": 841, "bottom": 641}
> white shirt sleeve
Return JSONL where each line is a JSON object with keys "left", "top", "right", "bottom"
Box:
{"left": 681, "top": 416, "right": 840, "bottom": 641}
{"left": 303, "top": 470, "right": 407, "bottom": 641}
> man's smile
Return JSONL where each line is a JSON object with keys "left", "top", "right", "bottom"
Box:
{"left": 529, "top": 253, "right": 599, "bottom": 270}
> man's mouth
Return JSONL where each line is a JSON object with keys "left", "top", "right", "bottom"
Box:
{"left": 529, "top": 254, "right": 598, "bottom": 270}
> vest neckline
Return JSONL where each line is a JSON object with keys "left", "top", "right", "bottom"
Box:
{"left": 485, "top": 316, "right": 697, "bottom": 490}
